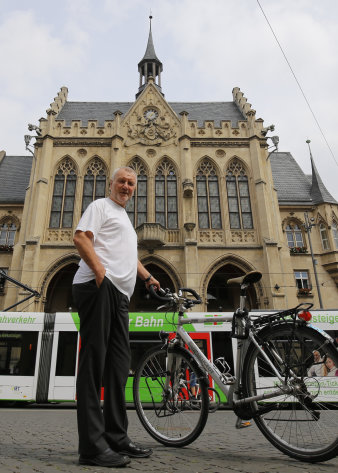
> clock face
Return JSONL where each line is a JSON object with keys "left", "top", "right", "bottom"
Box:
{"left": 144, "top": 108, "right": 159, "bottom": 121}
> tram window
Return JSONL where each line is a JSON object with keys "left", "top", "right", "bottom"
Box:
{"left": 0, "top": 331, "right": 38, "bottom": 375}
{"left": 211, "top": 332, "right": 234, "bottom": 373}
{"left": 55, "top": 331, "right": 78, "bottom": 376}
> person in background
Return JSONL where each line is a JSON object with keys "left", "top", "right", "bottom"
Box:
{"left": 307, "top": 350, "right": 325, "bottom": 377}
{"left": 324, "top": 357, "right": 338, "bottom": 377}
{"left": 73, "top": 166, "right": 160, "bottom": 468}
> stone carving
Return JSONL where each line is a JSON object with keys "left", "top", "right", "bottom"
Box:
{"left": 46, "top": 229, "right": 72, "bottom": 242}
{"left": 231, "top": 231, "right": 255, "bottom": 243}
{"left": 199, "top": 231, "right": 223, "bottom": 243}
{"left": 125, "top": 112, "right": 177, "bottom": 147}
{"left": 215, "top": 149, "right": 225, "bottom": 158}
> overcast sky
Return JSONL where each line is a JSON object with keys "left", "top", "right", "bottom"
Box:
{"left": 0, "top": 0, "right": 337, "bottom": 200}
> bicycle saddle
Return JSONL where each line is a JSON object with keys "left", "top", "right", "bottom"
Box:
{"left": 227, "top": 271, "right": 262, "bottom": 286}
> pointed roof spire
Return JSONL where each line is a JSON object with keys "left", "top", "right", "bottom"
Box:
{"left": 307, "top": 140, "right": 337, "bottom": 204}
{"left": 140, "top": 15, "right": 162, "bottom": 64}
{"left": 136, "top": 15, "right": 163, "bottom": 98}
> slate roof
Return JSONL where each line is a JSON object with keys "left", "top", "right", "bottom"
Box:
{"left": 269, "top": 151, "right": 337, "bottom": 205}
{"left": 56, "top": 101, "right": 245, "bottom": 128}
{"left": 0, "top": 155, "right": 33, "bottom": 204}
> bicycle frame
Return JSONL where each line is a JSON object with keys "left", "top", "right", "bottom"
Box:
{"left": 169, "top": 312, "right": 292, "bottom": 409}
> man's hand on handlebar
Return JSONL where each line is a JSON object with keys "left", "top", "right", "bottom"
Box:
{"left": 145, "top": 276, "right": 160, "bottom": 292}
{"left": 147, "top": 285, "right": 202, "bottom": 305}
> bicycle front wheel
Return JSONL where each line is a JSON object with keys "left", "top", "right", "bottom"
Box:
{"left": 243, "top": 323, "right": 338, "bottom": 462}
{"left": 133, "top": 345, "right": 209, "bottom": 447}
{"left": 208, "top": 388, "right": 221, "bottom": 413}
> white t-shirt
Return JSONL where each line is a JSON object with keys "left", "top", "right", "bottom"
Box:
{"left": 73, "top": 197, "right": 138, "bottom": 300}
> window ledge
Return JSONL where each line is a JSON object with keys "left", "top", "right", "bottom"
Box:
{"left": 0, "top": 245, "right": 13, "bottom": 252}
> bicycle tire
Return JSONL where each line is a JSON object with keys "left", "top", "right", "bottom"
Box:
{"left": 133, "top": 344, "right": 209, "bottom": 447}
{"left": 242, "top": 322, "right": 338, "bottom": 462}
{"left": 208, "top": 388, "right": 221, "bottom": 413}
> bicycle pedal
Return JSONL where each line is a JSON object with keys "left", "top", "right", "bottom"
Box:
{"left": 235, "top": 419, "right": 252, "bottom": 429}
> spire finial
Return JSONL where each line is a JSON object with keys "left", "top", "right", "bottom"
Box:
{"left": 149, "top": 11, "right": 152, "bottom": 30}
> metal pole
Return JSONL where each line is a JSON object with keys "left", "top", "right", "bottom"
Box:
{"left": 304, "top": 212, "right": 323, "bottom": 308}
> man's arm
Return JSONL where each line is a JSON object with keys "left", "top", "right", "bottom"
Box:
{"left": 137, "top": 260, "right": 160, "bottom": 291}
{"left": 73, "top": 230, "right": 106, "bottom": 287}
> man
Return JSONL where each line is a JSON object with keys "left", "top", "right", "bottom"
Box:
{"left": 307, "top": 350, "right": 324, "bottom": 377}
{"left": 72, "top": 166, "right": 160, "bottom": 468}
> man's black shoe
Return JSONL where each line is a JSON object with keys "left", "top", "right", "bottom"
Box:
{"left": 79, "top": 447, "right": 131, "bottom": 467}
{"left": 118, "top": 441, "right": 153, "bottom": 458}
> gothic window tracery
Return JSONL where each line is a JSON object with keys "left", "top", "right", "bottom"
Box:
{"left": 49, "top": 158, "right": 77, "bottom": 228}
{"left": 155, "top": 159, "right": 178, "bottom": 229}
{"left": 196, "top": 159, "right": 221, "bottom": 229}
{"left": 332, "top": 221, "right": 338, "bottom": 249}
{"left": 319, "top": 222, "right": 330, "bottom": 250}
{"left": 126, "top": 158, "right": 148, "bottom": 227}
{"left": 81, "top": 158, "right": 107, "bottom": 214}
{"left": 226, "top": 160, "right": 253, "bottom": 229}
{"left": 0, "top": 220, "right": 17, "bottom": 247}
{"left": 285, "top": 221, "right": 305, "bottom": 248}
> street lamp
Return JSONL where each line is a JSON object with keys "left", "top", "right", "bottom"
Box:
{"left": 24, "top": 134, "right": 35, "bottom": 156}
{"left": 303, "top": 211, "right": 323, "bottom": 309}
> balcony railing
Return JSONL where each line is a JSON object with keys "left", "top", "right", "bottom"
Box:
{"left": 136, "top": 223, "right": 166, "bottom": 250}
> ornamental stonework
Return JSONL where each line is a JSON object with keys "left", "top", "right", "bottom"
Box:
{"left": 231, "top": 230, "right": 255, "bottom": 243}
{"left": 199, "top": 230, "right": 224, "bottom": 244}
{"left": 46, "top": 229, "right": 73, "bottom": 242}
{"left": 124, "top": 106, "right": 177, "bottom": 147}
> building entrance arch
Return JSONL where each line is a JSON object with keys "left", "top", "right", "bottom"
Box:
{"left": 206, "top": 263, "right": 259, "bottom": 312}
{"left": 44, "top": 263, "right": 79, "bottom": 313}
{"left": 129, "top": 262, "right": 177, "bottom": 312}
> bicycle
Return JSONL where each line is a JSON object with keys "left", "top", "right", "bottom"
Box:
{"left": 133, "top": 271, "right": 338, "bottom": 462}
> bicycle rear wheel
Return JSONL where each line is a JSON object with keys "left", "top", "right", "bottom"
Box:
{"left": 133, "top": 345, "right": 209, "bottom": 447}
{"left": 243, "top": 323, "right": 338, "bottom": 462}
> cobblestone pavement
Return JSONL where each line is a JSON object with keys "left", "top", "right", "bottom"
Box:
{"left": 0, "top": 406, "right": 338, "bottom": 473}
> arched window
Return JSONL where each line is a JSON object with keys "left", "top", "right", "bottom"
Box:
{"left": 155, "top": 159, "right": 178, "bottom": 228}
{"left": 319, "top": 223, "right": 330, "bottom": 250}
{"left": 332, "top": 221, "right": 338, "bottom": 249}
{"left": 81, "top": 158, "right": 107, "bottom": 214}
{"left": 196, "top": 159, "right": 221, "bottom": 229}
{"left": 285, "top": 222, "right": 304, "bottom": 248}
{"left": 226, "top": 160, "right": 253, "bottom": 229}
{"left": 0, "top": 221, "right": 16, "bottom": 247}
{"left": 49, "top": 158, "right": 77, "bottom": 228}
{"left": 126, "top": 158, "right": 147, "bottom": 227}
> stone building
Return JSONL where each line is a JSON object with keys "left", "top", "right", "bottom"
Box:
{"left": 1, "top": 24, "right": 338, "bottom": 313}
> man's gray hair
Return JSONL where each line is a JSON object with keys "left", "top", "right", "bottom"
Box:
{"left": 111, "top": 166, "right": 137, "bottom": 182}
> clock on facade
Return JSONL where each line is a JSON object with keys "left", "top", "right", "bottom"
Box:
{"left": 144, "top": 108, "right": 159, "bottom": 121}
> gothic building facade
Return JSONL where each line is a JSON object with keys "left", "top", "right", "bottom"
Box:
{"left": 1, "top": 25, "right": 338, "bottom": 313}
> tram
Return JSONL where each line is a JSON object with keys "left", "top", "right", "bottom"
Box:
{"left": 0, "top": 309, "right": 337, "bottom": 404}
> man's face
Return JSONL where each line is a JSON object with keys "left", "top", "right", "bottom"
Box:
{"left": 313, "top": 351, "right": 320, "bottom": 362}
{"left": 109, "top": 170, "right": 136, "bottom": 208}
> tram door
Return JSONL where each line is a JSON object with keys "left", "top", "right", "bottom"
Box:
{"left": 47, "top": 313, "right": 79, "bottom": 402}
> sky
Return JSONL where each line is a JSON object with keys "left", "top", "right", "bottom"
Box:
{"left": 0, "top": 0, "right": 337, "bottom": 200}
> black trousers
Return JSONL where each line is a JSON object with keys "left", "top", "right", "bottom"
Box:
{"left": 72, "top": 277, "right": 131, "bottom": 456}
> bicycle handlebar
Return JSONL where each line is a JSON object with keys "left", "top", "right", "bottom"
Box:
{"left": 148, "top": 285, "right": 202, "bottom": 305}
{"left": 179, "top": 287, "right": 202, "bottom": 304}
{"left": 148, "top": 285, "right": 173, "bottom": 302}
